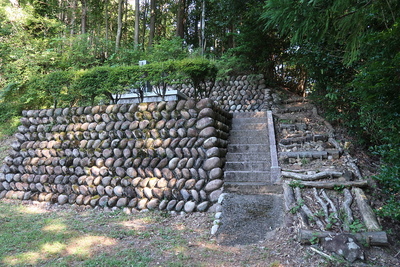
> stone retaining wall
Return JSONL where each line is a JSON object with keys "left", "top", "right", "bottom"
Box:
{"left": 0, "top": 98, "right": 231, "bottom": 212}
{"left": 179, "top": 74, "right": 273, "bottom": 112}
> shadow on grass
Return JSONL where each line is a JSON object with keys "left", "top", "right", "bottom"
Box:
{"left": 0, "top": 199, "right": 274, "bottom": 267}
{"left": 0, "top": 201, "right": 155, "bottom": 266}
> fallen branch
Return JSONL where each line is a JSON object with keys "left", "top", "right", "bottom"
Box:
{"left": 342, "top": 188, "right": 354, "bottom": 232}
{"left": 295, "top": 180, "right": 368, "bottom": 189}
{"left": 295, "top": 187, "right": 325, "bottom": 230}
{"left": 298, "top": 229, "right": 388, "bottom": 246}
{"left": 282, "top": 171, "right": 343, "bottom": 181}
{"left": 309, "top": 246, "right": 334, "bottom": 261}
{"left": 353, "top": 188, "right": 380, "bottom": 231}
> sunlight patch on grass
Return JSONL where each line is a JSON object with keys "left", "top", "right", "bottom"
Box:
{"left": 66, "top": 235, "right": 117, "bottom": 257}
{"left": 119, "top": 219, "right": 148, "bottom": 230}
{"left": 17, "top": 204, "right": 48, "bottom": 214}
{"left": 41, "top": 241, "right": 66, "bottom": 254}
{"left": 3, "top": 251, "right": 41, "bottom": 266}
{"left": 42, "top": 222, "right": 67, "bottom": 232}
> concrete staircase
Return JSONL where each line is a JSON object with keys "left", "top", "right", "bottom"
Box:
{"left": 223, "top": 112, "right": 281, "bottom": 194}
{"left": 217, "top": 111, "right": 283, "bottom": 245}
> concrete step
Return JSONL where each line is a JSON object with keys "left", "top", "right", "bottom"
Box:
{"left": 228, "top": 134, "right": 269, "bottom": 144}
{"left": 224, "top": 171, "right": 271, "bottom": 183}
{"left": 231, "top": 122, "right": 268, "bottom": 130}
{"left": 228, "top": 144, "right": 269, "bottom": 153}
{"left": 225, "top": 161, "right": 270, "bottom": 172}
{"left": 223, "top": 182, "right": 283, "bottom": 195}
{"left": 226, "top": 153, "right": 269, "bottom": 162}
{"left": 231, "top": 117, "right": 267, "bottom": 124}
{"left": 232, "top": 111, "right": 267, "bottom": 118}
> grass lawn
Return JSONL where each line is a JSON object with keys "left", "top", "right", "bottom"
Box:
{"left": 0, "top": 200, "right": 224, "bottom": 267}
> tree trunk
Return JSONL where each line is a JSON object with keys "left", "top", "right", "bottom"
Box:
{"left": 148, "top": 0, "right": 156, "bottom": 47}
{"left": 80, "top": 0, "right": 87, "bottom": 34}
{"left": 105, "top": 0, "right": 109, "bottom": 41}
{"left": 134, "top": 0, "right": 140, "bottom": 48}
{"left": 70, "top": 0, "right": 77, "bottom": 36}
{"left": 142, "top": 0, "right": 148, "bottom": 48}
{"left": 115, "top": 0, "right": 124, "bottom": 52}
{"left": 200, "top": 0, "right": 205, "bottom": 55}
{"left": 176, "top": 0, "right": 186, "bottom": 39}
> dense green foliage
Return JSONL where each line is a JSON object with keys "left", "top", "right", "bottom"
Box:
{"left": 0, "top": 58, "right": 217, "bottom": 112}
{"left": 263, "top": 0, "right": 400, "bottom": 220}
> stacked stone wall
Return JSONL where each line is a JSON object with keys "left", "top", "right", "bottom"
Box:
{"left": 0, "top": 98, "right": 231, "bottom": 212}
{"left": 179, "top": 74, "right": 272, "bottom": 112}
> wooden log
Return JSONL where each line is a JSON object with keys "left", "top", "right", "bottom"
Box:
{"left": 352, "top": 188, "right": 380, "bottom": 231}
{"left": 279, "top": 143, "right": 302, "bottom": 149}
{"left": 282, "top": 170, "right": 343, "bottom": 181}
{"left": 280, "top": 135, "right": 328, "bottom": 145}
{"left": 283, "top": 182, "right": 296, "bottom": 212}
{"left": 295, "top": 187, "right": 325, "bottom": 230}
{"left": 345, "top": 154, "right": 363, "bottom": 180}
{"left": 321, "top": 189, "right": 339, "bottom": 223}
{"left": 296, "top": 180, "right": 368, "bottom": 189}
{"left": 342, "top": 188, "right": 354, "bottom": 232}
{"left": 279, "top": 151, "right": 328, "bottom": 159}
{"left": 283, "top": 182, "right": 298, "bottom": 227}
{"left": 297, "top": 229, "right": 389, "bottom": 246}
{"left": 313, "top": 188, "right": 329, "bottom": 223}
{"left": 328, "top": 137, "right": 343, "bottom": 154}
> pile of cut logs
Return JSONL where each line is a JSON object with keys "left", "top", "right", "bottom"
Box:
{"left": 273, "top": 95, "right": 388, "bottom": 247}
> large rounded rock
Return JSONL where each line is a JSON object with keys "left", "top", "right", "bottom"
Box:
{"left": 114, "top": 186, "right": 124, "bottom": 197}
{"left": 199, "top": 127, "right": 217, "bottom": 138}
{"left": 196, "top": 117, "right": 214, "bottom": 130}
{"left": 196, "top": 201, "right": 209, "bottom": 212}
{"left": 58, "top": 194, "right": 68, "bottom": 205}
{"left": 198, "top": 108, "right": 214, "bottom": 119}
{"left": 99, "top": 196, "right": 109, "bottom": 207}
{"left": 202, "top": 157, "right": 222, "bottom": 171}
{"left": 175, "top": 200, "right": 185, "bottom": 211}
{"left": 166, "top": 199, "right": 177, "bottom": 211}
{"left": 147, "top": 199, "right": 159, "bottom": 210}
{"left": 184, "top": 201, "right": 196, "bottom": 213}
{"left": 116, "top": 197, "right": 128, "bottom": 208}
{"left": 206, "top": 147, "right": 221, "bottom": 157}
{"left": 137, "top": 198, "right": 148, "bottom": 210}
{"left": 204, "top": 179, "right": 223, "bottom": 192}
{"left": 196, "top": 98, "right": 213, "bottom": 109}
{"left": 209, "top": 188, "right": 223, "bottom": 202}
{"left": 168, "top": 157, "right": 180, "bottom": 169}
{"left": 202, "top": 137, "right": 219, "bottom": 149}
{"left": 209, "top": 168, "right": 223, "bottom": 180}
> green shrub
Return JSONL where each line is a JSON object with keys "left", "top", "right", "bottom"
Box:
{"left": 177, "top": 58, "right": 217, "bottom": 99}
